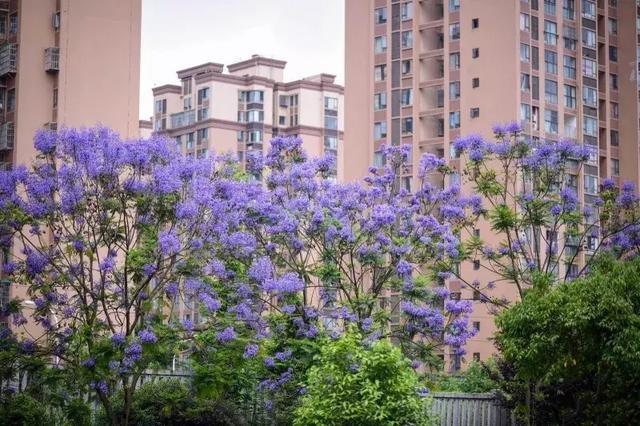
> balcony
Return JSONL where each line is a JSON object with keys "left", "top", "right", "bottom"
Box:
{"left": 0, "top": 43, "right": 16, "bottom": 76}
{"left": 0, "top": 121, "right": 14, "bottom": 151}
{"left": 420, "top": 1, "right": 443, "bottom": 23}
{"left": 419, "top": 56, "right": 444, "bottom": 82}
{"left": 44, "top": 47, "right": 59, "bottom": 72}
{"left": 420, "top": 27, "right": 444, "bottom": 52}
{"left": 170, "top": 110, "right": 196, "bottom": 129}
{"left": 419, "top": 86, "right": 444, "bottom": 113}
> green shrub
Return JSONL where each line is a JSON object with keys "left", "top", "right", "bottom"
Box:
{"left": 434, "top": 359, "right": 499, "bottom": 393}
{"left": 0, "top": 393, "right": 50, "bottom": 426}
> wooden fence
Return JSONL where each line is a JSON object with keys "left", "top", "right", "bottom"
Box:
{"left": 431, "top": 392, "right": 516, "bottom": 426}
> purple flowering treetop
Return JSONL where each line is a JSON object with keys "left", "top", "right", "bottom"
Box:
{"left": 0, "top": 127, "right": 259, "bottom": 424}
{"left": 235, "top": 136, "right": 479, "bottom": 370}
{"left": 449, "top": 123, "right": 640, "bottom": 303}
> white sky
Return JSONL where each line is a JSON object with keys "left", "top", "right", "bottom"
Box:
{"left": 139, "top": 0, "right": 345, "bottom": 119}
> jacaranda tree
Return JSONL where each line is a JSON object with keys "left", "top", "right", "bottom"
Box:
{"left": 0, "top": 129, "right": 477, "bottom": 424}
{"left": 448, "top": 122, "right": 640, "bottom": 305}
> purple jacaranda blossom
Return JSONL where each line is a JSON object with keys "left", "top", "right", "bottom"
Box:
{"left": 139, "top": 329, "right": 157, "bottom": 344}
{"left": 158, "top": 230, "right": 181, "bottom": 256}
{"left": 216, "top": 326, "right": 236, "bottom": 343}
{"left": 243, "top": 343, "right": 259, "bottom": 358}
{"left": 111, "top": 333, "right": 126, "bottom": 347}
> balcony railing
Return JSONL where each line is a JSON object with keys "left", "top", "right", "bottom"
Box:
{"left": 44, "top": 47, "right": 59, "bottom": 72}
{"left": 0, "top": 43, "right": 16, "bottom": 76}
{"left": 0, "top": 121, "right": 14, "bottom": 151}
{"left": 170, "top": 110, "right": 196, "bottom": 129}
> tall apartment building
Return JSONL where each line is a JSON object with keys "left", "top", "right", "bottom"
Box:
{"left": 345, "top": 0, "right": 640, "bottom": 368}
{"left": 0, "top": 0, "right": 141, "bottom": 331}
{"left": 151, "top": 55, "right": 344, "bottom": 180}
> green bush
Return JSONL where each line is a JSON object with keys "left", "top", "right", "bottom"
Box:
{"left": 496, "top": 254, "right": 640, "bottom": 424}
{"left": 294, "top": 330, "right": 432, "bottom": 426}
{"left": 0, "top": 393, "right": 50, "bottom": 426}
{"left": 434, "top": 359, "right": 499, "bottom": 393}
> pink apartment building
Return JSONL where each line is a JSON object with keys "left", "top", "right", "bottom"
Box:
{"left": 0, "top": 0, "right": 141, "bottom": 332}
{"left": 345, "top": 0, "right": 640, "bottom": 369}
{"left": 151, "top": 55, "right": 344, "bottom": 182}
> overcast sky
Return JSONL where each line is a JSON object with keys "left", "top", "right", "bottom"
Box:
{"left": 140, "top": 0, "right": 345, "bottom": 119}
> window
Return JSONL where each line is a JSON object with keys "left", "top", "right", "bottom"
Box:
{"left": 470, "top": 107, "right": 480, "bottom": 118}
{"left": 155, "top": 98, "right": 166, "bottom": 114}
{"left": 608, "top": 18, "right": 617, "bottom": 35}
{"left": 532, "top": 46, "right": 539, "bottom": 69}
{"left": 582, "top": 58, "right": 596, "bottom": 78}
{"left": 472, "top": 77, "right": 480, "bottom": 88}
{"left": 324, "top": 116, "right": 338, "bottom": 130}
{"left": 197, "top": 87, "right": 209, "bottom": 105}
{"left": 449, "top": 111, "right": 461, "bottom": 129}
{"left": 182, "top": 79, "right": 192, "bottom": 95}
{"left": 248, "top": 130, "right": 263, "bottom": 143}
{"left": 186, "top": 132, "right": 194, "bottom": 149}
{"left": 449, "top": 81, "right": 461, "bottom": 99}
{"left": 325, "top": 96, "right": 338, "bottom": 110}
{"left": 544, "top": 109, "right": 558, "bottom": 133}
{"left": 612, "top": 159, "right": 620, "bottom": 176}
{"left": 545, "top": 50, "right": 557, "bottom": 74}
{"left": 197, "top": 128, "right": 208, "bottom": 142}
{"left": 52, "top": 88, "right": 58, "bottom": 108}
{"left": 563, "top": 0, "right": 575, "bottom": 19}
{"left": 611, "top": 102, "right": 619, "bottom": 119}
{"left": 563, "top": 26, "right": 577, "bottom": 49}
{"left": 520, "top": 13, "right": 530, "bottom": 31}
{"left": 532, "top": 76, "right": 540, "bottom": 100}
{"left": 175, "top": 135, "right": 182, "bottom": 150}
{"left": 374, "top": 7, "right": 387, "bottom": 24}
{"left": 520, "top": 73, "right": 531, "bottom": 92}
{"left": 402, "top": 117, "right": 413, "bottom": 134}
{"left": 564, "top": 84, "right": 576, "bottom": 108}
{"left": 401, "top": 30, "right": 413, "bottom": 48}
{"left": 278, "top": 115, "right": 286, "bottom": 126}
{"left": 290, "top": 114, "right": 298, "bottom": 126}
{"left": 520, "top": 103, "right": 532, "bottom": 122}
{"left": 472, "top": 48, "right": 479, "bottom": 58}
{"left": 183, "top": 97, "right": 192, "bottom": 110}
{"left": 532, "top": 15, "right": 539, "bottom": 40}
{"left": 197, "top": 108, "right": 208, "bottom": 121}
{"left": 449, "top": 23, "right": 460, "bottom": 40}
{"left": 583, "top": 116, "right": 597, "bottom": 136}
{"left": 401, "top": 59, "right": 412, "bottom": 75}
{"left": 471, "top": 18, "right": 479, "bottom": 29}
{"left": 610, "top": 73, "right": 618, "bottom": 90}
{"left": 374, "top": 36, "right": 387, "bottom": 53}
{"left": 401, "top": 2, "right": 413, "bottom": 20}
{"left": 582, "top": 0, "right": 595, "bottom": 18}
{"left": 582, "top": 28, "right": 596, "bottom": 48}
{"left": 609, "top": 46, "right": 617, "bottom": 62}
{"left": 325, "top": 136, "right": 338, "bottom": 150}
{"left": 9, "top": 13, "right": 17, "bottom": 34}
{"left": 564, "top": 55, "right": 576, "bottom": 79}
{"left": 289, "top": 94, "right": 299, "bottom": 106}
{"left": 240, "top": 90, "right": 264, "bottom": 103}
{"left": 449, "top": 52, "right": 460, "bottom": 70}
{"left": 473, "top": 322, "right": 481, "bottom": 333}
{"left": 374, "top": 121, "right": 387, "bottom": 139}
{"left": 401, "top": 88, "right": 413, "bottom": 106}
{"left": 374, "top": 92, "right": 387, "bottom": 110}
{"left": 584, "top": 174, "right": 598, "bottom": 194}
{"left": 374, "top": 64, "right": 387, "bottom": 81}
{"left": 246, "top": 110, "right": 264, "bottom": 123}
{"left": 545, "top": 79, "right": 558, "bottom": 104}
{"left": 544, "top": 0, "right": 556, "bottom": 14}
{"left": 583, "top": 86, "right": 597, "bottom": 107}
{"left": 544, "top": 20, "right": 557, "bottom": 45}
{"left": 374, "top": 151, "right": 386, "bottom": 167}
{"left": 611, "top": 130, "right": 619, "bottom": 146}
{"left": 520, "top": 43, "right": 530, "bottom": 62}
{"left": 449, "top": 0, "right": 460, "bottom": 11}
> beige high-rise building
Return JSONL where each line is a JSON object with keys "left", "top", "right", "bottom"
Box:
{"left": 151, "top": 55, "right": 344, "bottom": 180}
{"left": 345, "top": 0, "right": 640, "bottom": 368}
{"left": 0, "top": 0, "right": 141, "bottom": 330}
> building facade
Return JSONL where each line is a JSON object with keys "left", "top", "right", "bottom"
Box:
{"left": 345, "top": 0, "right": 640, "bottom": 368}
{"left": 0, "top": 0, "right": 141, "bottom": 330}
{"left": 151, "top": 55, "right": 344, "bottom": 180}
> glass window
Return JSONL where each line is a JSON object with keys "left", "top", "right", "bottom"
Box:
{"left": 584, "top": 174, "right": 598, "bottom": 194}
{"left": 582, "top": 28, "right": 596, "bottom": 48}
{"left": 449, "top": 81, "right": 461, "bottom": 99}
{"left": 564, "top": 84, "right": 576, "bottom": 108}
{"left": 374, "top": 92, "right": 387, "bottom": 110}
{"left": 472, "top": 48, "right": 479, "bottom": 58}
{"left": 611, "top": 102, "right": 619, "bottom": 119}
{"left": 374, "top": 64, "right": 387, "bottom": 81}
{"left": 582, "top": 58, "right": 597, "bottom": 78}
{"left": 544, "top": 20, "right": 557, "bottom": 45}
{"left": 563, "top": 26, "right": 577, "bottom": 50}
{"left": 520, "top": 13, "right": 531, "bottom": 31}
{"left": 612, "top": 159, "right": 620, "bottom": 175}
{"left": 449, "top": 0, "right": 460, "bottom": 11}
{"left": 545, "top": 50, "right": 557, "bottom": 74}
{"left": 545, "top": 79, "right": 558, "bottom": 104}
{"left": 544, "top": 109, "right": 558, "bottom": 133}
{"left": 182, "top": 79, "right": 192, "bottom": 95}
{"left": 611, "top": 130, "right": 619, "bottom": 146}
{"left": 197, "top": 108, "right": 208, "bottom": 121}
{"left": 325, "top": 136, "right": 338, "bottom": 150}
{"left": 563, "top": 0, "right": 575, "bottom": 19}
{"left": 449, "top": 111, "right": 460, "bottom": 129}
{"left": 374, "top": 7, "right": 387, "bottom": 24}
{"left": 583, "top": 116, "right": 597, "bottom": 136}
{"left": 581, "top": 0, "right": 595, "bottom": 18}
{"left": 583, "top": 86, "right": 597, "bottom": 107}
{"left": 609, "top": 46, "right": 617, "bottom": 62}
{"left": 401, "top": 2, "right": 413, "bottom": 20}
{"left": 402, "top": 117, "right": 413, "bottom": 134}
{"left": 374, "top": 121, "right": 387, "bottom": 139}
{"left": 401, "top": 60, "right": 412, "bottom": 75}
{"left": 610, "top": 73, "right": 618, "bottom": 90}
{"left": 374, "top": 151, "right": 386, "bottom": 167}
{"left": 520, "top": 103, "right": 531, "bottom": 122}
{"left": 544, "top": 0, "right": 556, "bottom": 14}
{"left": 449, "top": 23, "right": 460, "bottom": 40}
{"left": 470, "top": 107, "right": 480, "bottom": 118}
{"left": 325, "top": 96, "right": 338, "bottom": 110}
{"left": 374, "top": 36, "right": 387, "bottom": 53}
{"left": 471, "top": 18, "right": 479, "bottom": 29}
{"left": 520, "top": 73, "right": 531, "bottom": 92}
{"left": 401, "top": 88, "right": 413, "bottom": 106}
{"left": 520, "top": 43, "right": 530, "bottom": 62}
{"left": 197, "top": 87, "right": 210, "bottom": 104}
{"left": 608, "top": 18, "right": 617, "bottom": 35}
{"left": 9, "top": 14, "right": 17, "bottom": 34}
{"left": 324, "top": 116, "right": 338, "bottom": 130}
{"left": 472, "top": 77, "right": 480, "bottom": 88}
{"left": 449, "top": 52, "right": 460, "bottom": 70}
{"left": 564, "top": 55, "right": 576, "bottom": 79}
{"left": 401, "top": 30, "right": 413, "bottom": 48}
